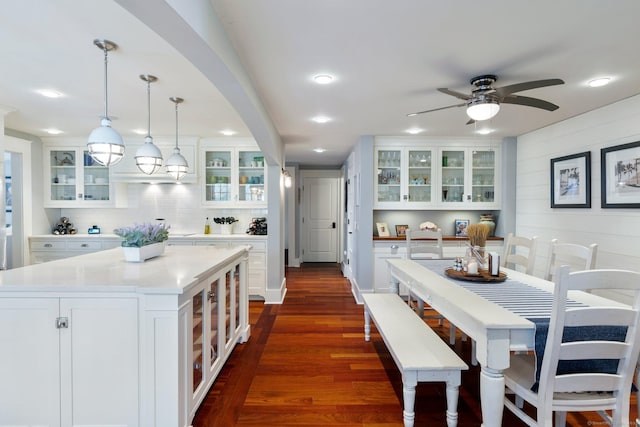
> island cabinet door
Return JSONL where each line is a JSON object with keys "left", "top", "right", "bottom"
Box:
{"left": 59, "top": 298, "right": 139, "bottom": 427}
{"left": 0, "top": 298, "right": 61, "bottom": 427}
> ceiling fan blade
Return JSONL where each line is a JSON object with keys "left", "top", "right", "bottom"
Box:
{"left": 438, "top": 88, "right": 472, "bottom": 100}
{"left": 407, "top": 103, "right": 466, "bottom": 117}
{"left": 501, "top": 95, "right": 560, "bottom": 111}
{"left": 495, "top": 79, "right": 564, "bottom": 97}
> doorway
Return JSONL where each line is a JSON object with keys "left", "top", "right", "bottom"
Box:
{"left": 300, "top": 171, "right": 342, "bottom": 263}
{"left": 4, "top": 136, "right": 32, "bottom": 268}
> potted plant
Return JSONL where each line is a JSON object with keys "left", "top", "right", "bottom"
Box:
{"left": 114, "top": 222, "right": 170, "bottom": 262}
{"left": 213, "top": 217, "right": 238, "bottom": 234}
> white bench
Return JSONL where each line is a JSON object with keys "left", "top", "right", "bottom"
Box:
{"left": 363, "top": 293, "right": 468, "bottom": 427}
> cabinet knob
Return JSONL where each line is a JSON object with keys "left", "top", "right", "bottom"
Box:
{"left": 390, "top": 245, "right": 399, "bottom": 250}
{"left": 81, "top": 243, "right": 88, "bottom": 248}
{"left": 44, "top": 243, "right": 53, "bottom": 248}
{"left": 207, "top": 290, "right": 216, "bottom": 302}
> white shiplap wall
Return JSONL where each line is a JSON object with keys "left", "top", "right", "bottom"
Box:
{"left": 516, "top": 93, "right": 640, "bottom": 280}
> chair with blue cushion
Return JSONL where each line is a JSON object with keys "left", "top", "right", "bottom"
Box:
{"left": 503, "top": 265, "right": 640, "bottom": 427}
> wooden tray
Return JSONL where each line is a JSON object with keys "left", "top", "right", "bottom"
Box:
{"left": 444, "top": 268, "right": 507, "bottom": 283}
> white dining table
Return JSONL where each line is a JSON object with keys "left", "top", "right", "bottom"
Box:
{"left": 385, "top": 258, "right": 623, "bottom": 427}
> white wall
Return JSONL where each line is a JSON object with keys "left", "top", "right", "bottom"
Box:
{"left": 516, "top": 94, "right": 640, "bottom": 278}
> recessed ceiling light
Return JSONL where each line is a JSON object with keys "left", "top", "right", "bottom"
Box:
{"left": 588, "top": 77, "right": 611, "bottom": 88}
{"left": 37, "top": 89, "right": 63, "bottom": 98}
{"left": 476, "top": 128, "right": 493, "bottom": 135}
{"left": 313, "top": 148, "right": 326, "bottom": 153}
{"left": 44, "top": 128, "right": 63, "bottom": 135}
{"left": 220, "top": 129, "right": 236, "bottom": 136}
{"left": 313, "top": 74, "right": 334, "bottom": 84}
{"left": 406, "top": 128, "right": 423, "bottom": 135}
{"left": 132, "top": 129, "right": 147, "bottom": 135}
{"left": 312, "top": 116, "right": 331, "bottom": 124}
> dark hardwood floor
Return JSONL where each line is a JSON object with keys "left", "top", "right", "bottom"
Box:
{"left": 192, "top": 263, "right": 638, "bottom": 426}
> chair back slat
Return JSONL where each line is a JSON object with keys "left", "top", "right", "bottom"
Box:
{"left": 502, "top": 233, "right": 538, "bottom": 274}
{"left": 545, "top": 239, "right": 598, "bottom": 281}
{"left": 405, "top": 228, "right": 443, "bottom": 260}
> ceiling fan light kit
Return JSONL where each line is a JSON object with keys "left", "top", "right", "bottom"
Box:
{"left": 466, "top": 97, "right": 500, "bottom": 121}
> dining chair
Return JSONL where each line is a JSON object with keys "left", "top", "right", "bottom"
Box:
{"left": 405, "top": 228, "right": 458, "bottom": 343}
{"left": 503, "top": 265, "right": 640, "bottom": 427}
{"left": 544, "top": 239, "right": 598, "bottom": 281}
{"left": 501, "top": 233, "right": 538, "bottom": 275}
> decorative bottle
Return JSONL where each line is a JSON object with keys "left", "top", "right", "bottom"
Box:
{"left": 204, "top": 217, "right": 211, "bottom": 235}
{"left": 479, "top": 214, "right": 496, "bottom": 237}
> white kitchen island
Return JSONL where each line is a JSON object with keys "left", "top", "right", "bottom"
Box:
{"left": 0, "top": 244, "right": 250, "bottom": 427}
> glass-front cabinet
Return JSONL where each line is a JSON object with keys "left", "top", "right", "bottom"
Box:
{"left": 375, "top": 146, "right": 435, "bottom": 208}
{"left": 373, "top": 138, "right": 500, "bottom": 209}
{"left": 201, "top": 140, "right": 266, "bottom": 207}
{"left": 44, "top": 147, "right": 114, "bottom": 207}
{"left": 439, "top": 147, "right": 498, "bottom": 208}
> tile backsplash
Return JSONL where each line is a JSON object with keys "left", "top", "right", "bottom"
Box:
{"left": 57, "top": 183, "right": 267, "bottom": 236}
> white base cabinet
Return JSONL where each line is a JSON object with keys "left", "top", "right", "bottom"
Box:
{"left": 0, "top": 246, "right": 250, "bottom": 427}
{"left": 0, "top": 297, "right": 139, "bottom": 427}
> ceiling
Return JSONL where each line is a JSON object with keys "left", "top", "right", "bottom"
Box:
{"left": 3, "top": 1, "right": 640, "bottom": 168}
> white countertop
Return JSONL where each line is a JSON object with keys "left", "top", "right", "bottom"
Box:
{"left": 0, "top": 245, "right": 250, "bottom": 294}
{"left": 29, "top": 233, "right": 267, "bottom": 240}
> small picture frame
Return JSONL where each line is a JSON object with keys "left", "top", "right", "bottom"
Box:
{"left": 601, "top": 140, "right": 640, "bottom": 208}
{"left": 376, "top": 222, "right": 390, "bottom": 237}
{"left": 550, "top": 151, "right": 591, "bottom": 208}
{"left": 455, "top": 219, "right": 469, "bottom": 237}
{"left": 395, "top": 224, "right": 408, "bottom": 237}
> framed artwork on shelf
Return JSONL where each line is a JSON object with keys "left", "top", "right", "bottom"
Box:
{"left": 550, "top": 151, "right": 591, "bottom": 208}
{"left": 395, "top": 224, "right": 408, "bottom": 237}
{"left": 376, "top": 222, "right": 390, "bottom": 237}
{"left": 601, "top": 140, "right": 640, "bottom": 208}
{"left": 455, "top": 219, "right": 469, "bottom": 237}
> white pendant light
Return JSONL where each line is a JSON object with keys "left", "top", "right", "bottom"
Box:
{"left": 166, "top": 97, "right": 189, "bottom": 180}
{"left": 135, "top": 74, "right": 163, "bottom": 174}
{"left": 87, "top": 39, "right": 125, "bottom": 166}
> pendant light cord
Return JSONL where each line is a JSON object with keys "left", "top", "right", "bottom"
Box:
{"left": 103, "top": 46, "right": 109, "bottom": 120}
{"left": 174, "top": 101, "right": 179, "bottom": 149}
{"left": 147, "top": 79, "right": 151, "bottom": 139}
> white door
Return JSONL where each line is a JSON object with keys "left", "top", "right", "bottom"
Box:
{"left": 303, "top": 177, "right": 339, "bottom": 262}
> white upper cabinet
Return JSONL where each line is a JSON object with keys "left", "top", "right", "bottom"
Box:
{"left": 200, "top": 138, "right": 267, "bottom": 208}
{"left": 44, "top": 146, "right": 116, "bottom": 208}
{"left": 374, "top": 137, "right": 501, "bottom": 210}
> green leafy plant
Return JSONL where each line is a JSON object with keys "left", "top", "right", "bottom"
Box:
{"left": 114, "top": 223, "right": 170, "bottom": 247}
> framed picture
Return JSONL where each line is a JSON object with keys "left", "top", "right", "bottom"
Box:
{"left": 550, "top": 151, "right": 591, "bottom": 208}
{"left": 376, "top": 222, "right": 390, "bottom": 237}
{"left": 601, "top": 140, "right": 640, "bottom": 208}
{"left": 395, "top": 224, "right": 408, "bottom": 237}
{"left": 455, "top": 219, "right": 469, "bottom": 237}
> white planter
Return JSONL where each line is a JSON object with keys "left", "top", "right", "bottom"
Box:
{"left": 221, "top": 224, "right": 233, "bottom": 235}
{"left": 122, "top": 242, "right": 166, "bottom": 262}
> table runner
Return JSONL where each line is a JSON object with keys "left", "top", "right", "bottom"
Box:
{"left": 417, "top": 260, "right": 625, "bottom": 388}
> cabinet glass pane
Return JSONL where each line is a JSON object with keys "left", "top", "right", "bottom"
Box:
{"left": 472, "top": 150, "right": 495, "bottom": 203}
{"left": 50, "top": 150, "right": 77, "bottom": 201}
{"left": 441, "top": 150, "right": 465, "bottom": 202}
{"left": 376, "top": 149, "right": 401, "bottom": 202}
{"left": 82, "top": 150, "right": 110, "bottom": 201}
{"left": 193, "top": 291, "right": 204, "bottom": 392}
{"left": 209, "top": 279, "right": 219, "bottom": 366}
{"left": 225, "top": 270, "right": 232, "bottom": 346}
{"left": 204, "top": 151, "right": 231, "bottom": 202}
{"left": 238, "top": 150, "right": 265, "bottom": 202}
{"left": 234, "top": 264, "right": 240, "bottom": 334}
{"left": 408, "top": 150, "right": 432, "bottom": 203}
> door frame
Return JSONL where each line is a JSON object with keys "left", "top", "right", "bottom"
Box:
{"left": 299, "top": 169, "right": 343, "bottom": 264}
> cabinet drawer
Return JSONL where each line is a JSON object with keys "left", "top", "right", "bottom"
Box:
{"left": 67, "top": 241, "right": 102, "bottom": 251}
{"left": 31, "top": 240, "right": 66, "bottom": 251}
{"left": 235, "top": 240, "right": 266, "bottom": 252}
